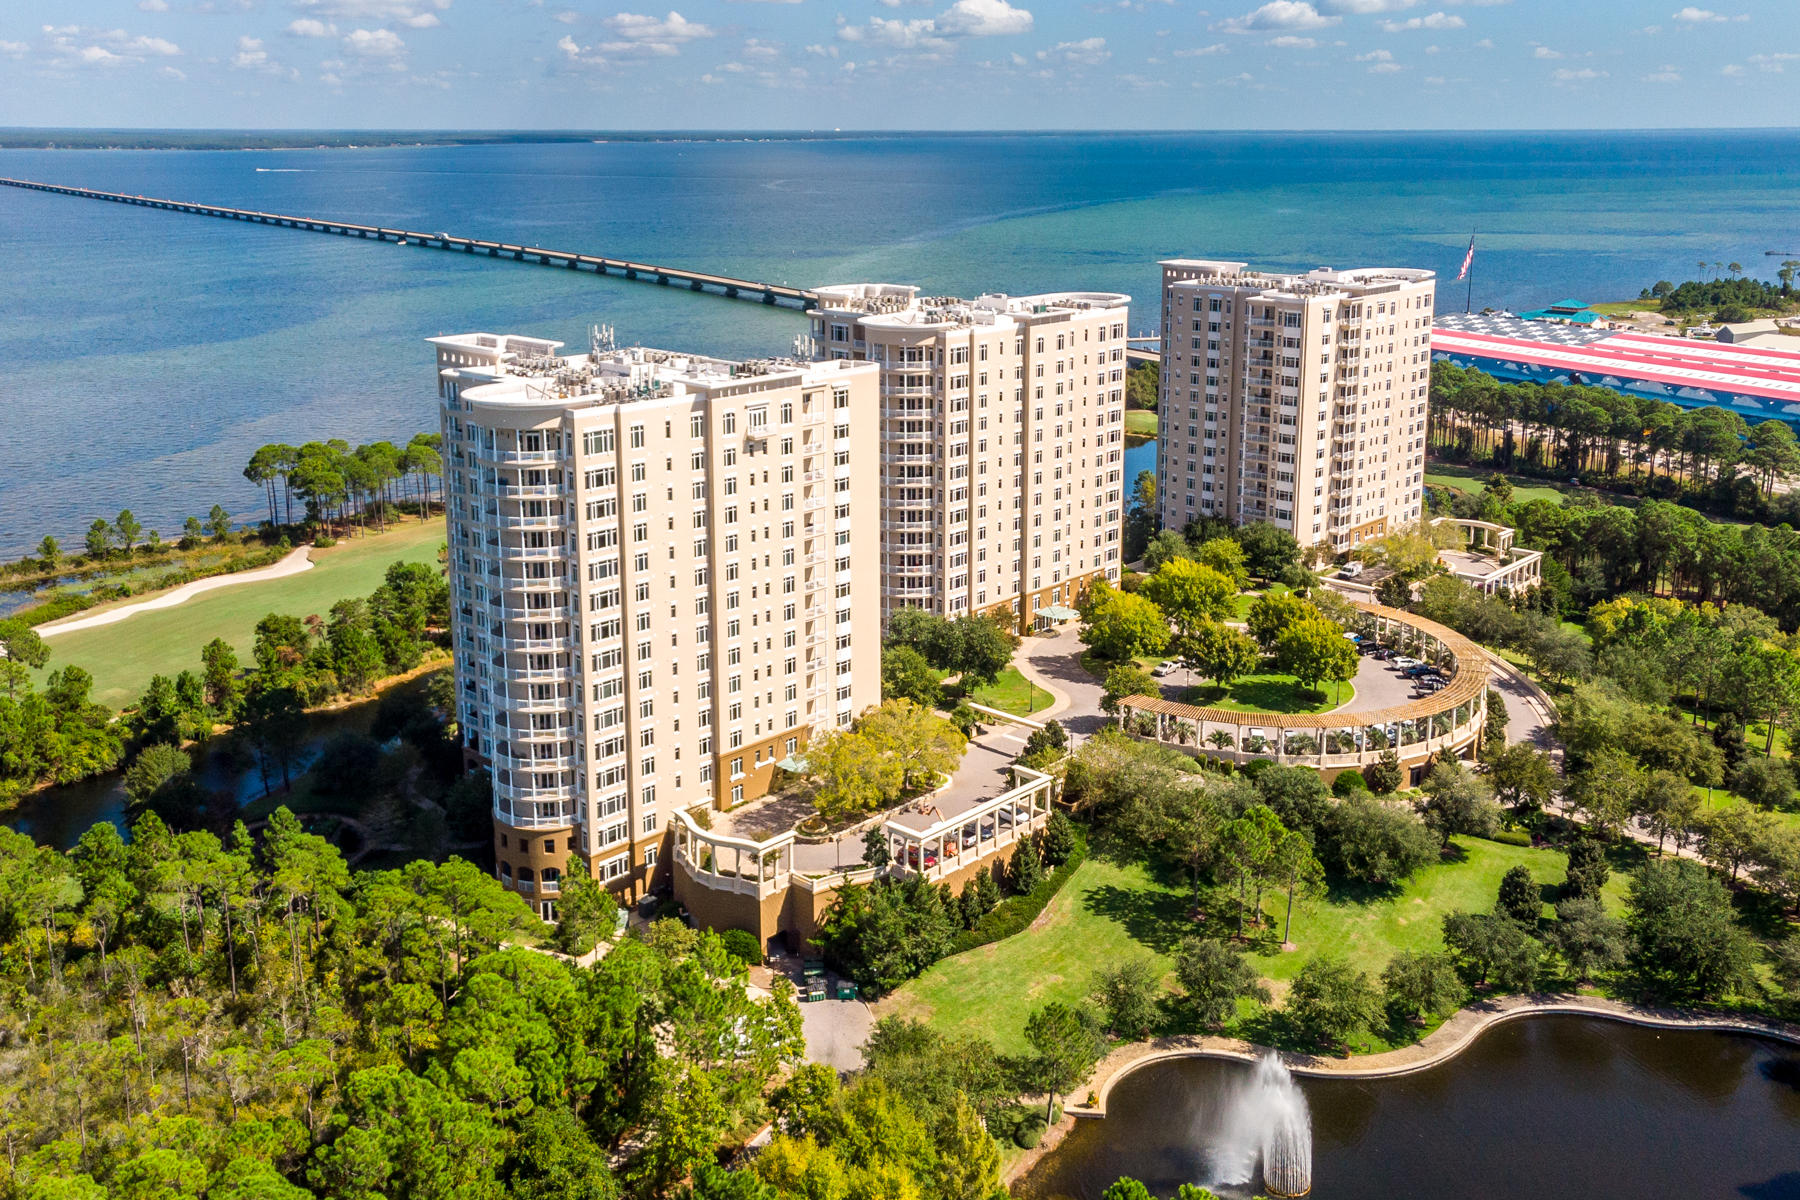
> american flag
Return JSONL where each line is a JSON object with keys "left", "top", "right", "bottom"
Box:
{"left": 1456, "top": 236, "right": 1475, "bottom": 282}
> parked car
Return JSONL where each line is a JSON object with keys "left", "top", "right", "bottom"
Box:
{"left": 1152, "top": 660, "right": 1181, "bottom": 677}
{"left": 1393, "top": 655, "right": 1420, "bottom": 669}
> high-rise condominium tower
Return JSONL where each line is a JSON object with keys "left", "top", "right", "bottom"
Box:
{"left": 1153, "top": 260, "right": 1435, "bottom": 552}
{"left": 807, "top": 286, "right": 1132, "bottom": 631}
{"left": 434, "top": 333, "right": 881, "bottom": 916}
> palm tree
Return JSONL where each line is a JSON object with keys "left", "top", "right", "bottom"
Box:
{"left": 1727, "top": 262, "right": 1743, "bottom": 278}
{"left": 1779, "top": 260, "right": 1799, "bottom": 295}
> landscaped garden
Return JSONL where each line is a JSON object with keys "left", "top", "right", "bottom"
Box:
{"left": 1175, "top": 670, "right": 1349, "bottom": 715}
{"left": 880, "top": 831, "right": 1630, "bottom": 1056}
{"left": 1077, "top": 532, "right": 1363, "bottom": 723}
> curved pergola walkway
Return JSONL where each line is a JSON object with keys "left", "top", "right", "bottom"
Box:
{"left": 1071, "top": 993, "right": 1800, "bottom": 1117}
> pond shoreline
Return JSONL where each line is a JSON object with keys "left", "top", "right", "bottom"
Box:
{"left": 1001, "top": 995, "right": 1800, "bottom": 1187}
{"left": 1078, "top": 992, "right": 1800, "bottom": 1113}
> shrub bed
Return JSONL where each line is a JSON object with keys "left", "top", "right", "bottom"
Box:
{"left": 947, "top": 825, "right": 1088, "bottom": 956}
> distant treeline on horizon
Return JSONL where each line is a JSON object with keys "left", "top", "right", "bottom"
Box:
{"left": 0, "top": 128, "right": 1166, "bottom": 151}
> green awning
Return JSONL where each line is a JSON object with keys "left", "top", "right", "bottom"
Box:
{"left": 776, "top": 755, "right": 808, "bottom": 773}
{"left": 1036, "top": 605, "right": 1080, "bottom": 621}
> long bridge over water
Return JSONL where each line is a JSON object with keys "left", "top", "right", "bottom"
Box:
{"left": 0, "top": 175, "right": 819, "bottom": 310}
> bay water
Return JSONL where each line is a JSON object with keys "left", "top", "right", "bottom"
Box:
{"left": 4, "top": 130, "right": 1798, "bottom": 554}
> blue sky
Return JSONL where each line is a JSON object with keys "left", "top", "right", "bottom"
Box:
{"left": 1, "top": 0, "right": 1795, "bottom": 129}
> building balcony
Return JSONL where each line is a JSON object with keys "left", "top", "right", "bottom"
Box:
{"left": 496, "top": 512, "right": 567, "bottom": 530}
{"left": 483, "top": 447, "right": 566, "bottom": 466}
{"left": 497, "top": 482, "right": 566, "bottom": 500}
{"left": 512, "top": 665, "right": 573, "bottom": 684}
{"left": 497, "top": 635, "right": 572, "bottom": 653}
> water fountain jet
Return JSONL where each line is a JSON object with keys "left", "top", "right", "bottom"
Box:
{"left": 1202, "top": 1054, "right": 1313, "bottom": 1198}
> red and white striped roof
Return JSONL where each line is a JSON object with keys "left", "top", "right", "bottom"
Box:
{"left": 1432, "top": 326, "right": 1800, "bottom": 404}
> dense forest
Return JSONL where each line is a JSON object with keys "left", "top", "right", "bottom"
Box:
{"left": 1427, "top": 360, "right": 1799, "bottom": 507}
{"left": 1639, "top": 271, "right": 1799, "bottom": 317}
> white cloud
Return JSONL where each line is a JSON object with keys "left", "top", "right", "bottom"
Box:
{"left": 1381, "top": 11, "right": 1462, "bottom": 30}
{"left": 1641, "top": 65, "right": 1681, "bottom": 82}
{"left": 1319, "top": 0, "right": 1417, "bottom": 11}
{"left": 595, "top": 10, "right": 715, "bottom": 55}
{"left": 1367, "top": 59, "right": 1402, "bottom": 71}
{"left": 160, "top": 64, "right": 185, "bottom": 78}
{"left": 1672, "top": 6, "right": 1744, "bottom": 22}
{"left": 342, "top": 26, "right": 405, "bottom": 57}
{"left": 232, "top": 35, "right": 270, "bottom": 66}
{"left": 41, "top": 26, "right": 182, "bottom": 67}
{"left": 1354, "top": 47, "right": 1392, "bottom": 59}
{"left": 1037, "top": 36, "right": 1108, "bottom": 64}
{"left": 1748, "top": 51, "right": 1800, "bottom": 71}
{"left": 231, "top": 34, "right": 301, "bottom": 77}
{"left": 552, "top": 9, "right": 579, "bottom": 22}
{"left": 292, "top": 0, "right": 450, "bottom": 24}
{"left": 1474, "top": 36, "right": 1493, "bottom": 47}
{"left": 936, "top": 0, "right": 1034, "bottom": 37}
{"left": 741, "top": 37, "right": 781, "bottom": 59}
{"left": 0, "top": 40, "right": 28, "bottom": 56}
{"left": 837, "top": 16, "right": 943, "bottom": 49}
{"left": 837, "top": 0, "right": 1033, "bottom": 50}
{"left": 1173, "top": 42, "right": 1228, "bottom": 56}
{"left": 1215, "top": 1, "right": 1339, "bottom": 34}
{"left": 138, "top": 0, "right": 170, "bottom": 10}
{"left": 1268, "top": 34, "right": 1316, "bottom": 46}
{"left": 286, "top": 18, "right": 337, "bottom": 36}
{"left": 1423, "top": 73, "right": 1444, "bottom": 83}
{"left": 1720, "top": 62, "right": 1745, "bottom": 74}
{"left": 1550, "top": 66, "right": 1605, "bottom": 81}
{"left": 1531, "top": 44, "right": 1561, "bottom": 58}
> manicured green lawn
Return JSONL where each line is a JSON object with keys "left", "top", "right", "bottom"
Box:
{"left": 1694, "top": 787, "right": 1800, "bottom": 837}
{"left": 1176, "top": 671, "right": 1348, "bottom": 715}
{"left": 35, "top": 520, "right": 445, "bottom": 708}
{"left": 883, "top": 834, "right": 1631, "bottom": 1056}
{"left": 1423, "top": 462, "right": 1566, "bottom": 506}
{"left": 1229, "top": 583, "right": 1291, "bottom": 621}
{"left": 881, "top": 855, "right": 1181, "bottom": 1055}
{"left": 963, "top": 665, "right": 1056, "bottom": 717}
{"left": 1124, "top": 410, "right": 1159, "bottom": 437}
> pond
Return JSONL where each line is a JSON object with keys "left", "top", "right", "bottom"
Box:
{"left": 1124, "top": 436, "right": 1156, "bottom": 489}
{"left": 2, "top": 688, "right": 405, "bottom": 851}
{"left": 1016, "top": 1017, "right": 1800, "bottom": 1200}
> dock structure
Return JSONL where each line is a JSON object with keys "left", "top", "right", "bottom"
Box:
{"left": 0, "top": 175, "right": 819, "bottom": 310}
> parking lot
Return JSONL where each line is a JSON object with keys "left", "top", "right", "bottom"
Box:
{"left": 1152, "top": 637, "right": 1454, "bottom": 716}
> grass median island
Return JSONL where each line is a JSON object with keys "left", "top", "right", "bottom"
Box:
{"left": 882, "top": 835, "right": 1632, "bottom": 1057}
{"left": 1124, "top": 409, "right": 1159, "bottom": 437}
{"left": 33, "top": 519, "right": 444, "bottom": 708}
{"left": 962, "top": 665, "right": 1056, "bottom": 716}
{"left": 1176, "top": 671, "right": 1348, "bottom": 715}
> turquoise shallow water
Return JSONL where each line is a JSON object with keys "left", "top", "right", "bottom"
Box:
{"left": 3, "top": 131, "right": 1797, "bottom": 553}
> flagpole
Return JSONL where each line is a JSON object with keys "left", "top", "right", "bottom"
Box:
{"left": 1465, "top": 229, "right": 1475, "bottom": 314}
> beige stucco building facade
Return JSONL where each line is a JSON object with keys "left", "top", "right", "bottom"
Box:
{"left": 433, "top": 332, "right": 881, "bottom": 915}
{"left": 1154, "top": 259, "right": 1435, "bottom": 553}
{"left": 808, "top": 285, "right": 1131, "bottom": 631}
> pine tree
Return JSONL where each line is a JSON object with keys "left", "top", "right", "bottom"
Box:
{"left": 1010, "top": 834, "right": 1044, "bottom": 895}
{"left": 1495, "top": 864, "right": 1541, "bottom": 926}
